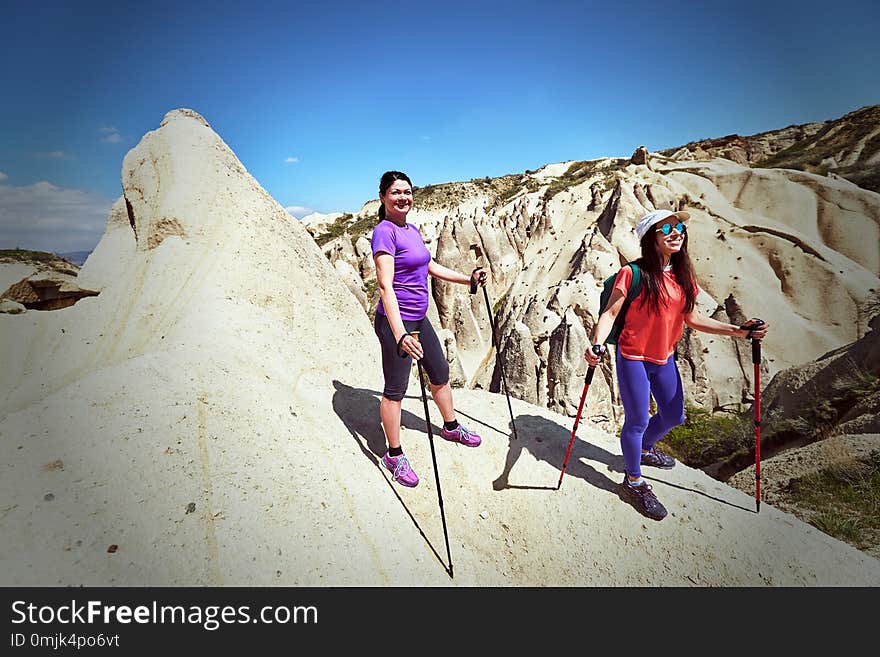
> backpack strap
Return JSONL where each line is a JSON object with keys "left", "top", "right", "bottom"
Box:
{"left": 617, "top": 262, "right": 642, "bottom": 319}
{"left": 626, "top": 263, "right": 642, "bottom": 302}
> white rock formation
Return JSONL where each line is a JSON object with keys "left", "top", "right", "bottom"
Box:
{"left": 380, "top": 155, "right": 880, "bottom": 428}
{"left": 1, "top": 109, "right": 877, "bottom": 586}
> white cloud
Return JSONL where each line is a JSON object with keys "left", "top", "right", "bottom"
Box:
{"left": 285, "top": 205, "right": 313, "bottom": 218}
{"left": 33, "top": 151, "right": 70, "bottom": 159}
{"left": 0, "top": 172, "right": 7, "bottom": 181}
{"left": 99, "top": 126, "right": 123, "bottom": 144}
{"left": 285, "top": 156, "right": 299, "bottom": 163}
{"left": 420, "top": 135, "right": 432, "bottom": 141}
{"left": 0, "top": 179, "right": 113, "bottom": 253}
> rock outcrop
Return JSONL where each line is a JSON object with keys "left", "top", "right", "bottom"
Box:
{"left": 311, "top": 135, "right": 880, "bottom": 447}
{"left": 1, "top": 272, "right": 99, "bottom": 310}
{"left": 756, "top": 307, "right": 880, "bottom": 450}
{"left": 3, "top": 109, "right": 877, "bottom": 585}
{"left": 0, "top": 250, "right": 97, "bottom": 311}
{"left": 661, "top": 104, "right": 880, "bottom": 194}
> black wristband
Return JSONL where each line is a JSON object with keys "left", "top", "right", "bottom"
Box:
{"left": 469, "top": 267, "right": 481, "bottom": 294}
{"left": 396, "top": 332, "right": 412, "bottom": 358}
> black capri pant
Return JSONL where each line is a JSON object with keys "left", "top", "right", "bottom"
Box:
{"left": 374, "top": 313, "right": 450, "bottom": 401}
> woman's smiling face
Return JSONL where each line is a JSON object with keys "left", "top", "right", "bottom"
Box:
{"left": 381, "top": 179, "right": 413, "bottom": 221}
{"left": 654, "top": 219, "right": 686, "bottom": 260}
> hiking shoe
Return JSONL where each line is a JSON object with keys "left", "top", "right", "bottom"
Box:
{"left": 381, "top": 452, "right": 419, "bottom": 487}
{"left": 641, "top": 447, "right": 676, "bottom": 469}
{"left": 440, "top": 424, "right": 482, "bottom": 447}
{"left": 619, "top": 477, "right": 668, "bottom": 521}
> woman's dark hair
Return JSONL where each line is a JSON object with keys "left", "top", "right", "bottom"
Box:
{"left": 634, "top": 226, "right": 697, "bottom": 316}
{"left": 378, "top": 170, "right": 413, "bottom": 220}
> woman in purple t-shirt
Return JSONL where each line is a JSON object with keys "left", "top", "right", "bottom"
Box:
{"left": 371, "top": 171, "right": 488, "bottom": 487}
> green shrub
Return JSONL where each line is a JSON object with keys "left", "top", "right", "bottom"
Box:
{"left": 850, "top": 371, "right": 880, "bottom": 397}
{"left": 348, "top": 215, "right": 378, "bottom": 247}
{"left": 540, "top": 160, "right": 600, "bottom": 203}
{"left": 312, "top": 212, "right": 380, "bottom": 248}
{"left": 365, "top": 278, "right": 379, "bottom": 323}
{"left": 811, "top": 513, "right": 862, "bottom": 542}
{"left": 314, "top": 213, "right": 353, "bottom": 246}
{"left": 787, "top": 450, "right": 880, "bottom": 550}
{"left": 599, "top": 173, "right": 618, "bottom": 194}
{"left": 0, "top": 249, "right": 80, "bottom": 276}
{"left": 659, "top": 404, "right": 751, "bottom": 469}
{"left": 492, "top": 292, "right": 507, "bottom": 317}
{"left": 0, "top": 249, "right": 73, "bottom": 267}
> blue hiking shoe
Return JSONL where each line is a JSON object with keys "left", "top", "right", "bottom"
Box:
{"left": 619, "top": 476, "right": 668, "bottom": 521}
{"left": 641, "top": 447, "right": 676, "bottom": 469}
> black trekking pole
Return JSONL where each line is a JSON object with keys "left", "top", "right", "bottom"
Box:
{"left": 558, "top": 344, "right": 605, "bottom": 489}
{"left": 411, "top": 330, "right": 454, "bottom": 577}
{"left": 742, "top": 319, "right": 765, "bottom": 513}
{"left": 470, "top": 268, "right": 518, "bottom": 441}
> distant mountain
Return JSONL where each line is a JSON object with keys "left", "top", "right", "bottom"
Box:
{"left": 57, "top": 250, "right": 92, "bottom": 266}
{"left": 0, "top": 249, "right": 79, "bottom": 274}
{"left": 662, "top": 104, "right": 880, "bottom": 193}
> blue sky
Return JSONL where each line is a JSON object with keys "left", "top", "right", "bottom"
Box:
{"left": 1, "top": 0, "right": 878, "bottom": 253}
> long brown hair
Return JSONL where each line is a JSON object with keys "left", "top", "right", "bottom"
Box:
{"left": 634, "top": 226, "right": 697, "bottom": 315}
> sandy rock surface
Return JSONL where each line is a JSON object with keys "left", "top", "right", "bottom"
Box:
{"left": 2, "top": 109, "right": 878, "bottom": 587}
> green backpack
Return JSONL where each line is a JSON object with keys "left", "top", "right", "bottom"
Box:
{"left": 598, "top": 263, "right": 642, "bottom": 345}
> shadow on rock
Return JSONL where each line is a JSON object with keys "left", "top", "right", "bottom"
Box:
{"left": 331, "top": 380, "right": 443, "bottom": 461}
{"left": 491, "top": 413, "right": 623, "bottom": 494}
{"left": 331, "top": 379, "right": 451, "bottom": 576}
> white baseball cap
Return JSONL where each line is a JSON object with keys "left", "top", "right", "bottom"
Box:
{"left": 635, "top": 209, "right": 691, "bottom": 241}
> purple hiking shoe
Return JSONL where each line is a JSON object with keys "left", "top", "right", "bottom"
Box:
{"left": 440, "top": 423, "right": 482, "bottom": 447}
{"left": 381, "top": 452, "right": 419, "bottom": 487}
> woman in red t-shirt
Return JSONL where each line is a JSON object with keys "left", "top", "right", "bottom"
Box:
{"left": 586, "top": 209, "right": 769, "bottom": 520}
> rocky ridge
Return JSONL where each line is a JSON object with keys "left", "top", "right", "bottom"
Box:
{"left": 2, "top": 109, "right": 877, "bottom": 585}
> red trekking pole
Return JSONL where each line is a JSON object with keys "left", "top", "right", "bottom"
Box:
{"left": 558, "top": 345, "right": 605, "bottom": 490}
{"left": 742, "top": 319, "right": 765, "bottom": 513}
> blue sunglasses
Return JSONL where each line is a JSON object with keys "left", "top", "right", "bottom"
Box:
{"left": 656, "top": 222, "right": 686, "bottom": 236}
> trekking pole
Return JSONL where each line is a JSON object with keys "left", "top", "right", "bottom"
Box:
{"left": 742, "top": 319, "right": 765, "bottom": 513}
{"left": 470, "top": 268, "right": 518, "bottom": 441}
{"left": 558, "top": 344, "right": 605, "bottom": 490}
{"left": 411, "top": 331, "right": 454, "bottom": 577}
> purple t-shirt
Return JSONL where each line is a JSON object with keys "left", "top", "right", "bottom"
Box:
{"left": 371, "top": 219, "right": 431, "bottom": 321}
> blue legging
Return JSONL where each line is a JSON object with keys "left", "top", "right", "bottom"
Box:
{"left": 616, "top": 351, "right": 685, "bottom": 478}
